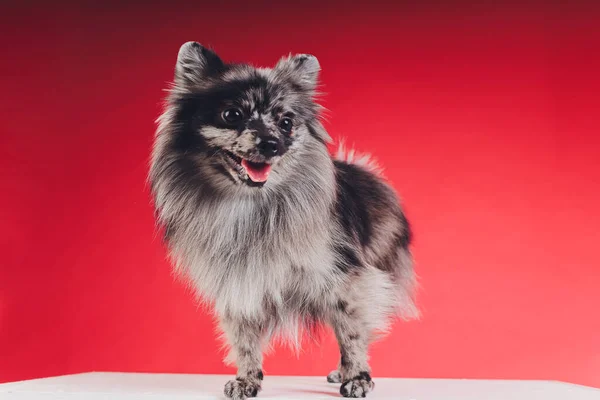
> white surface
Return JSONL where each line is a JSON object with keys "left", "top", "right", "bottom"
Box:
{"left": 0, "top": 372, "right": 599, "bottom": 400}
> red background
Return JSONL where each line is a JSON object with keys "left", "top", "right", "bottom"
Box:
{"left": 1, "top": 1, "right": 599, "bottom": 388}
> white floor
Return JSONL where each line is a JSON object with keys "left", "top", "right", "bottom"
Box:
{"left": 1, "top": 372, "right": 599, "bottom": 400}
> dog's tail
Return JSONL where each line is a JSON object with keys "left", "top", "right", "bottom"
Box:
{"left": 334, "top": 140, "right": 383, "bottom": 176}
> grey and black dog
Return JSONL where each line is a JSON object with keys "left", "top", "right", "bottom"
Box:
{"left": 149, "top": 42, "right": 417, "bottom": 399}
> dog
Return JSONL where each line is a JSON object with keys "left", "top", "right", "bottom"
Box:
{"left": 149, "top": 42, "right": 417, "bottom": 399}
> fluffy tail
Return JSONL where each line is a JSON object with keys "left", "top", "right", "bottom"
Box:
{"left": 335, "top": 140, "right": 383, "bottom": 176}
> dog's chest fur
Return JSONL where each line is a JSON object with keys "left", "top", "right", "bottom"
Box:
{"left": 165, "top": 149, "right": 339, "bottom": 320}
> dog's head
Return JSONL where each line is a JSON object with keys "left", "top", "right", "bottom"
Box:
{"left": 162, "top": 41, "right": 330, "bottom": 188}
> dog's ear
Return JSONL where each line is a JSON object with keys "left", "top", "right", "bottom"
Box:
{"left": 274, "top": 54, "right": 320, "bottom": 92}
{"left": 175, "top": 41, "right": 224, "bottom": 88}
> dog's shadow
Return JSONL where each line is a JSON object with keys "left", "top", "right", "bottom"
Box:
{"left": 283, "top": 388, "right": 340, "bottom": 398}
{"left": 221, "top": 389, "right": 338, "bottom": 400}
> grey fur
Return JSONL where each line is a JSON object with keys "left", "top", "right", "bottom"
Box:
{"left": 149, "top": 41, "right": 418, "bottom": 399}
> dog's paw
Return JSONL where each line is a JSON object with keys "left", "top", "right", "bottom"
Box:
{"left": 339, "top": 372, "right": 374, "bottom": 398}
{"left": 327, "top": 370, "right": 342, "bottom": 383}
{"left": 224, "top": 378, "right": 261, "bottom": 399}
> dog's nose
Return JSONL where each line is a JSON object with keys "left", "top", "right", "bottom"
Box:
{"left": 257, "top": 139, "right": 279, "bottom": 157}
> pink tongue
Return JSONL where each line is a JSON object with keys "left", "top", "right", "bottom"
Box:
{"left": 241, "top": 159, "right": 272, "bottom": 183}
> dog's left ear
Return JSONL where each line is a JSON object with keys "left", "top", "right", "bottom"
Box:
{"left": 274, "top": 54, "right": 320, "bottom": 92}
{"left": 175, "top": 41, "right": 224, "bottom": 88}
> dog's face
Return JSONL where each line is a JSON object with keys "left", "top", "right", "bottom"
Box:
{"left": 169, "top": 42, "right": 328, "bottom": 188}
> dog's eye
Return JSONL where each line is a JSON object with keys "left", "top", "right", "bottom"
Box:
{"left": 222, "top": 108, "right": 244, "bottom": 124}
{"left": 278, "top": 117, "right": 293, "bottom": 133}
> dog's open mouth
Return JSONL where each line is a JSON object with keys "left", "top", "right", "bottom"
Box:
{"left": 223, "top": 151, "right": 272, "bottom": 184}
{"left": 241, "top": 159, "right": 271, "bottom": 182}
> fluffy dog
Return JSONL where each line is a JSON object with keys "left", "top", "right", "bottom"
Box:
{"left": 149, "top": 42, "right": 417, "bottom": 399}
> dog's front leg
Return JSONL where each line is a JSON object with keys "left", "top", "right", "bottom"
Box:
{"left": 221, "top": 315, "right": 264, "bottom": 400}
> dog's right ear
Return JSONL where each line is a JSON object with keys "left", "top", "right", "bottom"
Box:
{"left": 175, "top": 42, "right": 224, "bottom": 88}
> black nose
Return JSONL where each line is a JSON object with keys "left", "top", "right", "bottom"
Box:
{"left": 257, "top": 139, "right": 279, "bottom": 157}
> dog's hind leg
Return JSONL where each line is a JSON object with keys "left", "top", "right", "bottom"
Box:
{"left": 329, "top": 301, "right": 375, "bottom": 398}
{"left": 327, "top": 366, "right": 342, "bottom": 383}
